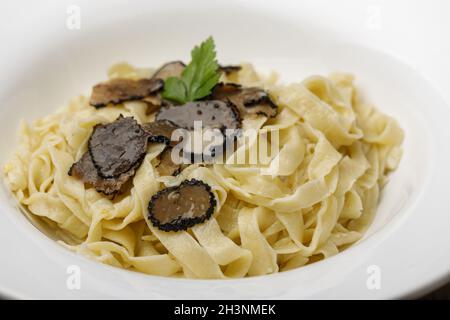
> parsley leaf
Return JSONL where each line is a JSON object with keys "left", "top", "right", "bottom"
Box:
{"left": 162, "top": 36, "right": 220, "bottom": 104}
{"left": 161, "top": 77, "right": 187, "bottom": 104}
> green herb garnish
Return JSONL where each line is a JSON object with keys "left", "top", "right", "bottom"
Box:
{"left": 162, "top": 36, "right": 220, "bottom": 104}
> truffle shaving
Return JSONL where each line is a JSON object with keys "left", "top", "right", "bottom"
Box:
{"left": 148, "top": 179, "right": 216, "bottom": 231}
{"left": 88, "top": 115, "right": 148, "bottom": 179}
{"left": 211, "top": 83, "right": 278, "bottom": 117}
{"left": 68, "top": 151, "right": 136, "bottom": 195}
{"left": 155, "top": 100, "right": 241, "bottom": 131}
{"left": 219, "top": 64, "right": 242, "bottom": 75}
{"left": 156, "top": 147, "right": 181, "bottom": 176}
{"left": 90, "top": 78, "right": 163, "bottom": 108}
{"left": 142, "top": 61, "right": 186, "bottom": 113}
{"left": 141, "top": 120, "right": 180, "bottom": 146}
{"left": 151, "top": 61, "right": 186, "bottom": 81}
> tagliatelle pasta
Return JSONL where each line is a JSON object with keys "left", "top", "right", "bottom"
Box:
{"left": 3, "top": 63, "right": 403, "bottom": 278}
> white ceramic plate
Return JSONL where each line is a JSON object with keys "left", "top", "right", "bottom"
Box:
{"left": 0, "top": 0, "right": 449, "bottom": 299}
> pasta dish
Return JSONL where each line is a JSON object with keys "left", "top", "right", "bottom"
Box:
{"left": 2, "top": 37, "right": 403, "bottom": 278}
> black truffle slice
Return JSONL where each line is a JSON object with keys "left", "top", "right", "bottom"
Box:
{"left": 142, "top": 88, "right": 180, "bottom": 115}
{"left": 148, "top": 179, "right": 216, "bottom": 231}
{"left": 141, "top": 120, "right": 180, "bottom": 146}
{"left": 143, "top": 61, "right": 185, "bottom": 113}
{"left": 156, "top": 147, "right": 181, "bottom": 176}
{"left": 68, "top": 151, "right": 136, "bottom": 195}
{"left": 219, "top": 64, "right": 242, "bottom": 75}
{"left": 155, "top": 100, "right": 241, "bottom": 131}
{"left": 142, "top": 121, "right": 182, "bottom": 175}
{"left": 151, "top": 61, "right": 186, "bottom": 81}
{"left": 211, "top": 82, "right": 241, "bottom": 97}
{"left": 155, "top": 101, "right": 241, "bottom": 163}
{"left": 211, "top": 83, "right": 278, "bottom": 118}
{"left": 141, "top": 95, "right": 163, "bottom": 114}
{"left": 89, "top": 78, "right": 163, "bottom": 108}
{"left": 88, "top": 115, "right": 148, "bottom": 179}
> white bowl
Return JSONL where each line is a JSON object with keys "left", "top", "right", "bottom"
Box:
{"left": 0, "top": 0, "right": 449, "bottom": 299}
